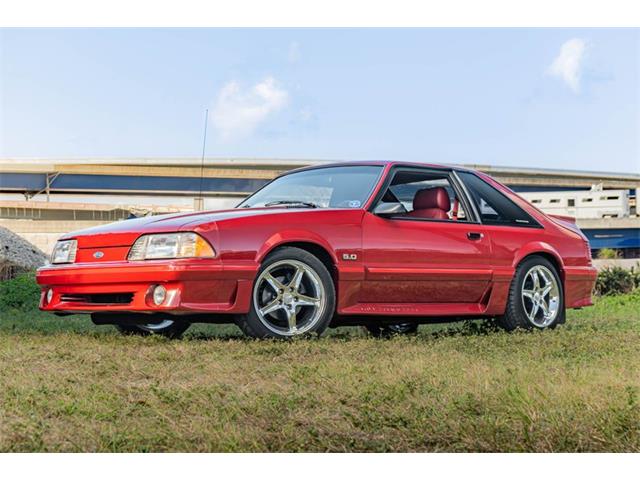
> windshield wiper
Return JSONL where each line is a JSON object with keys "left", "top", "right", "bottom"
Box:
{"left": 264, "top": 200, "right": 319, "bottom": 208}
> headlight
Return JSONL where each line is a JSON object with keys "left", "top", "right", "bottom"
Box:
{"left": 127, "top": 232, "right": 215, "bottom": 261}
{"left": 51, "top": 239, "right": 78, "bottom": 264}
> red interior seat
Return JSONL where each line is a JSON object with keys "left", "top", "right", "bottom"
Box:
{"left": 405, "top": 187, "right": 450, "bottom": 220}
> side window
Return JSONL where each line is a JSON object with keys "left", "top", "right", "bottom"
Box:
{"left": 378, "top": 170, "right": 470, "bottom": 222}
{"left": 457, "top": 171, "right": 539, "bottom": 227}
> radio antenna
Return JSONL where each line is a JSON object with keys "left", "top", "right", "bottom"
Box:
{"left": 197, "top": 108, "right": 209, "bottom": 211}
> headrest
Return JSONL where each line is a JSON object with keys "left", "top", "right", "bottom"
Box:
{"left": 413, "top": 187, "right": 450, "bottom": 211}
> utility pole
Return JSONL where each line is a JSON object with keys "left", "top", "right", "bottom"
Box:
{"left": 195, "top": 109, "right": 209, "bottom": 211}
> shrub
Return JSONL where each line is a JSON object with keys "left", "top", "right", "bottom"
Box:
{"left": 631, "top": 264, "right": 640, "bottom": 290}
{"left": 595, "top": 266, "right": 635, "bottom": 296}
{"left": 0, "top": 272, "right": 41, "bottom": 310}
{"left": 596, "top": 248, "right": 621, "bottom": 260}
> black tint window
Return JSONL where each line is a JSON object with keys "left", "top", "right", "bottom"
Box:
{"left": 458, "top": 172, "right": 539, "bottom": 227}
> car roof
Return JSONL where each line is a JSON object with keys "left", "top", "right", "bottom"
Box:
{"left": 283, "top": 160, "right": 475, "bottom": 175}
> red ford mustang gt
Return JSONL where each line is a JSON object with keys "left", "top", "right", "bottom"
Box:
{"left": 37, "top": 161, "right": 597, "bottom": 338}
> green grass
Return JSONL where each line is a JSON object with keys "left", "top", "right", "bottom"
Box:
{"left": 0, "top": 290, "right": 638, "bottom": 452}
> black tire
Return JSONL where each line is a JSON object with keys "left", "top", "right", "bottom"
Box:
{"left": 365, "top": 322, "right": 419, "bottom": 338}
{"left": 91, "top": 313, "right": 190, "bottom": 339}
{"left": 236, "top": 247, "right": 336, "bottom": 339}
{"left": 496, "top": 255, "right": 565, "bottom": 331}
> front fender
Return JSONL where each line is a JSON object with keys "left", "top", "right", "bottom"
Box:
{"left": 255, "top": 230, "right": 339, "bottom": 264}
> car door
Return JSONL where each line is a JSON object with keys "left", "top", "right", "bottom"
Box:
{"left": 360, "top": 168, "right": 493, "bottom": 304}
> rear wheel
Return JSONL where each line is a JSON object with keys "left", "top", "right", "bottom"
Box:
{"left": 236, "top": 247, "right": 335, "bottom": 339}
{"left": 496, "top": 255, "right": 564, "bottom": 331}
{"left": 365, "top": 322, "right": 419, "bottom": 338}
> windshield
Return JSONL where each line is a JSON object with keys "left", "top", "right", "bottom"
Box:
{"left": 237, "top": 165, "right": 383, "bottom": 209}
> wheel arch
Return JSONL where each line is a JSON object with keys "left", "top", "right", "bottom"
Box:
{"left": 513, "top": 243, "right": 565, "bottom": 282}
{"left": 256, "top": 233, "right": 338, "bottom": 278}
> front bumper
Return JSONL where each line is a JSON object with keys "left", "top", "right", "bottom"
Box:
{"left": 36, "top": 259, "right": 256, "bottom": 314}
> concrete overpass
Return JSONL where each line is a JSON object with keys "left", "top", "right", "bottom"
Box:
{"left": 1, "top": 158, "right": 638, "bottom": 200}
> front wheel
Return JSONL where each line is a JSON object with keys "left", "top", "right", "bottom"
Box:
{"left": 496, "top": 255, "right": 565, "bottom": 331}
{"left": 236, "top": 247, "right": 336, "bottom": 339}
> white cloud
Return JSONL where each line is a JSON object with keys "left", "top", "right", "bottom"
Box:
{"left": 547, "top": 38, "right": 587, "bottom": 93}
{"left": 288, "top": 41, "right": 301, "bottom": 64}
{"left": 211, "top": 77, "right": 289, "bottom": 140}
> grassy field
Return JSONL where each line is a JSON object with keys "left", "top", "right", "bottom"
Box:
{"left": 0, "top": 288, "right": 638, "bottom": 452}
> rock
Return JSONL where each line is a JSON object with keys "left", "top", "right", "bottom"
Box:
{"left": 0, "top": 226, "right": 48, "bottom": 278}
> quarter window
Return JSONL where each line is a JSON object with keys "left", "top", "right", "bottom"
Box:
{"left": 457, "top": 171, "right": 539, "bottom": 227}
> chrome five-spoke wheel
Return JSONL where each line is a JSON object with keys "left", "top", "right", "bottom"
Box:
{"left": 521, "top": 264, "right": 560, "bottom": 328}
{"left": 253, "top": 259, "right": 327, "bottom": 336}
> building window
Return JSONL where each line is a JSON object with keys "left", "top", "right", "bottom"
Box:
{"left": 568, "top": 199, "right": 575, "bottom": 207}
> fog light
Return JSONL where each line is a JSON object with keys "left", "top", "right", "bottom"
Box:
{"left": 46, "top": 288, "right": 53, "bottom": 304}
{"left": 152, "top": 285, "right": 167, "bottom": 306}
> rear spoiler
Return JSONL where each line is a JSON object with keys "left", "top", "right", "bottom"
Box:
{"left": 549, "top": 214, "right": 576, "bottom": 224}
{"left": 549, "top": 213, "right": 587, "bottom": 239}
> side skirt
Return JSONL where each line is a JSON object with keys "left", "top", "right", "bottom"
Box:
{"left": 338, "top": 302, "right": 488, "bottom": 317}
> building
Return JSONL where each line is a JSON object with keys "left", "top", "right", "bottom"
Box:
{"left": 519, "top": 188, "right": 631, "bottom": 219}
{"left": 519, "top": 187, "right": 639, "bottom": 259}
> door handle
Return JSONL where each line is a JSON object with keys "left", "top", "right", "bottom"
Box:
{"left": 467, "top": 232, "right": 483, "bottom": 240}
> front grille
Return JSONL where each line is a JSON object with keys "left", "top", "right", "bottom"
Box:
{"left": 60, "top": 293, "right": 134, "bottom": 305}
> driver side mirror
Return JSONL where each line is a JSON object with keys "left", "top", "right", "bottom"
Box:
{"left": 373, "top": 202, "right": 405, "bottom": 217}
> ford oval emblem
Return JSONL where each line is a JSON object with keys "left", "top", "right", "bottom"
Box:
{"left": 93, "top": 251, "right": 104, "bottom": 259}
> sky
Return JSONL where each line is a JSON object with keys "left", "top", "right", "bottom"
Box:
{"left": 0, "top": 28, "right": 638, "bottom": 173}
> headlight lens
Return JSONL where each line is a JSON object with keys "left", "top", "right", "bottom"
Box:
{"left": 128, "top": 232, "right": 215, "bottom": 261}
{"left": 51, "top": 239, "right": 78, "bottom": 264}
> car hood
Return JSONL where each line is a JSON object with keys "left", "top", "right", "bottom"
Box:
{"left": 61, "top": 207, "right": 319, "bottom": 248}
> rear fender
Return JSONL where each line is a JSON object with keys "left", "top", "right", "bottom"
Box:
{"left": 513, "top": 242, "right": 565, "bottom": 279}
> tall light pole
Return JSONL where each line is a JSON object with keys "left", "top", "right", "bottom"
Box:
{"left": 195, "top": 109, "right": 209, "bottom": 211}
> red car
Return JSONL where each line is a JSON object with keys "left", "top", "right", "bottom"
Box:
{"left": 37, "top": 161, "right": 597, "bottom": 339}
